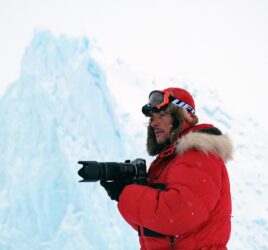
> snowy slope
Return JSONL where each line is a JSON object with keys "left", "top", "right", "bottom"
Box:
{"left": 0, "top": 31, "right": 138, "bottom": 250}
{"left": 0, "top": 31, "right": 267, "bottom": 250}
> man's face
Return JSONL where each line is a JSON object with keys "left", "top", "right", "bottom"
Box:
{"left": 149, "top": 111, "right": 173, "bottom": 145}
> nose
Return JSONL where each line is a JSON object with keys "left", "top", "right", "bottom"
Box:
{"left": 150, "top": 117, "right": 159, "bottom": 127}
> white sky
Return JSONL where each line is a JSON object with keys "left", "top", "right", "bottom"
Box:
{"left": 0, "top": 0, "right": 267, "bottom": 127}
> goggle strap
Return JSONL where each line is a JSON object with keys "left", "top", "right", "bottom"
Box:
{"left": 171, "top": 99, "right": 195, "bottom": 114}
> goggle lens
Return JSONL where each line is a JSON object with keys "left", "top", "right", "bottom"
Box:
{"left": 142, "top": 90, "right": 170, "bottom": 116}
{"left": 148, "top": 91, "right": 165, "bottom": 107}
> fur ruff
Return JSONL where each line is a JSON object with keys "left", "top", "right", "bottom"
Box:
{"left": 175, "top": 132, "right": 233, "bottom": 162}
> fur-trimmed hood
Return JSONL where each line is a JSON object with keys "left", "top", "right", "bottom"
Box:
{"left": 175, "top": 131, "right": 233, "bottom": 162}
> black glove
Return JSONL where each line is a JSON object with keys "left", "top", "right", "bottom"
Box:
{"left": 132, "top": 176, "right": 148, "bottom": 185}
{"left": 100, "top": 159, "right": 147, "bottom": 201}
{"left": 100, "top": 179, "right": 130, "bottom": 202}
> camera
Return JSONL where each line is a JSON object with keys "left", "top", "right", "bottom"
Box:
{"left": 78, "top": 159, "right": 147, "bottom": 182}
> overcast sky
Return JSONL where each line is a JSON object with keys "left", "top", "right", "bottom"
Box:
{"left": 0, "top": 0, "right": 267, "bottom": 127}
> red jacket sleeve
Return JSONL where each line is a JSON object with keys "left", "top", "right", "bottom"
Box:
{"left": 118, "top": 152, "right": 222, "bottom": 235}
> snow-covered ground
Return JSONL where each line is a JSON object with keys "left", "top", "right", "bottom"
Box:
{"left": 0, "top": 31, "right": 267, "bottom": 249}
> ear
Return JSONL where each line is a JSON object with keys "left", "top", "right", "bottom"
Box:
{"left": 181, "top": 109, "right": 198, "bottom": 125}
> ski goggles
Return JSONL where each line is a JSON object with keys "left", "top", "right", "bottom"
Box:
{"left": 142, "top": 90, "right": 195, "bottom": 116}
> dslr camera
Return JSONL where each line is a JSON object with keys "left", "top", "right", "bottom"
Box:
{"left": 78, "top": 158, "right": 147, "bottom": 182}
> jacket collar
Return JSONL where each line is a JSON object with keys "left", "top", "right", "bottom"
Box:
{"left": 158, "top": 124, "right": 233, "bottom": 162}
{"left": 158, "top": 124, "right": 213, "bottom": 158}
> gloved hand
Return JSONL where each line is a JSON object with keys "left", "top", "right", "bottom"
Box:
{"left": 100, "top": 159, "right": 134, "bottom": 201}
{"left": 100, "top": 158, "right": 147, "bottom": 201}
{"left": 132, "top": 176, "right": 148, "bottom": 185}
{"left": 100, "top": 179, "right": 130, "bottom": 202}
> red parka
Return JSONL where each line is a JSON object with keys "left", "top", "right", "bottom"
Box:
{"left": 118, "top": 124, "right": 233, "bottom": 250}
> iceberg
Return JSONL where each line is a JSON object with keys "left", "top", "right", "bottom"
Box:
{"left": 0, "top": 30, "right": 138, "bottom": 250}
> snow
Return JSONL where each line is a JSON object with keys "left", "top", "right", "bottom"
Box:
{"left": 0, "top": 30, "right": 267, "bottom": 249}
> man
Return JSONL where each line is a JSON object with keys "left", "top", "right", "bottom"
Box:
{"left": 101, "top": 87, "right": 233, "bottom": 249}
